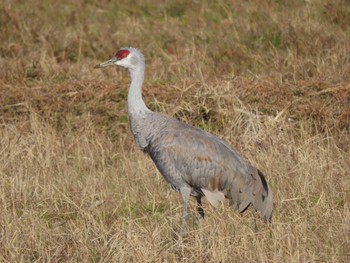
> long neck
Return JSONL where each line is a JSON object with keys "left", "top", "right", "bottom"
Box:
{"left": 127, "top": 65, "right": 150, "bottom": 116}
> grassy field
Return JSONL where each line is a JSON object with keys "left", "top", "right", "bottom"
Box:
{"left": 1, "top": 0, "right": 349, "bottom": 262}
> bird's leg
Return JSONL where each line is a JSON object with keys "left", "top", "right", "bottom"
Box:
{"left": 195, "top": 195, "right": 205, "bottom": 242}
{"left": 196, "top": 195, "right": 205, "bottom": 219}
{"left": 179, "top": 186, "right": 191, "bottom": 238}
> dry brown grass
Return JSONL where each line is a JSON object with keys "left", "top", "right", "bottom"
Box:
{"left": 1, "top": 0, "right": 349, "bottom": 262}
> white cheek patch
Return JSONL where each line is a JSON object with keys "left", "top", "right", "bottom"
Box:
{"left": 130, "top": 55, "right": 138, "bottom": 65}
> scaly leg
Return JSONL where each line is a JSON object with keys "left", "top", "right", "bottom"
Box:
{"left": 195, "top": 195, "right": 205, "bottom": 242}
{"left": 179, "top": 186, "right": 191, "bottom": 237}
{"left": 196, "top": 195, "right": 205, "bottom": 219}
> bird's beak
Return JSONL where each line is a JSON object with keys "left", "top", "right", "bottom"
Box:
{"left": 94, "top": 57, "right": 117, "bottom": 69}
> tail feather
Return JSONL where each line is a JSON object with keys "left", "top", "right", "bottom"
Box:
{"left": 230, "top": 166, "right": 273, "bottom": 222}
{"left": 252, "top": 169, "right": 273, "bottom": 222}
{"left": 201, "top": 188, "right": 225, "bottom": 208}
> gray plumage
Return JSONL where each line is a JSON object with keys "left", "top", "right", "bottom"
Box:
{"left": 95, "top": 47, "right": 273, "bottom": 236}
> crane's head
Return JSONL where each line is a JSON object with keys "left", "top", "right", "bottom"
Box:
{"left": 94, "top": 47, "right": 144, "bottom": 70}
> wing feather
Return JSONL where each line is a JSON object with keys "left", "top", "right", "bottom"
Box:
{"left": 148, "top": 116, "right": 250, "bottom": 194}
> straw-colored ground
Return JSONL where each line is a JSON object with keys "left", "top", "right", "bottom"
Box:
{"left": 0, "top": 0, "right": 349, "bottom": 262}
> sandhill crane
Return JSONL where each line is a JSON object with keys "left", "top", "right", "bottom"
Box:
{"left": 95, "top": 47, "right": 273, "bottom": 236}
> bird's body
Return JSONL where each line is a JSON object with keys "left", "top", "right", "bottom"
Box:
{"left": 95, "top": 47, "right": 273, "bottom": 235}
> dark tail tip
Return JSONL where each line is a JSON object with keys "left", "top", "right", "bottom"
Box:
{"left": 255, "top": 169, "right": 273, "bottom": 223}
{"left": 258, "top": 169, "right": 269, "bottom": 195}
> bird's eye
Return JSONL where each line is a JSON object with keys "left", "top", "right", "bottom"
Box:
{"left": 115, "top": 49, "right": 130, "bottom": 60}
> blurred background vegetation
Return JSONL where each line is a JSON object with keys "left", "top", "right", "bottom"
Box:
{"left": 2, "top": 0, "right": 350, "bottom": 79}
{"left": 1, "top": 0, "right": 349, "bottom": 135}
